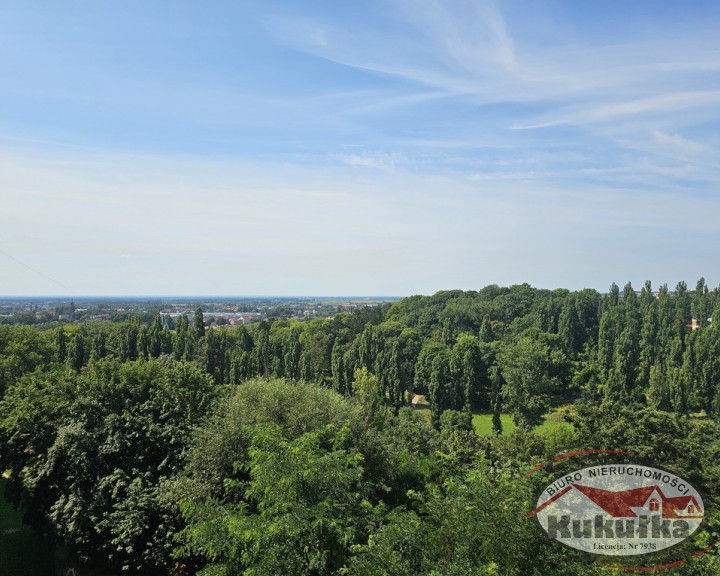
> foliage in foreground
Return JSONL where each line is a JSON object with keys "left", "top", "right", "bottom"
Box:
{"left": 176, "top": 379, "right": 720, "bottom": 576}
{"left": 0, "top": 356, "right": 216, "bottom": 569}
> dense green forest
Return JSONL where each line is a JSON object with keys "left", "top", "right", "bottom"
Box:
{"left": 1, "top": 281, "right": 720, "bottom": 575}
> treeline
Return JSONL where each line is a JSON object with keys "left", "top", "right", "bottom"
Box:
{"left": 4, "top": 279, "right": 720, "bottom": 426}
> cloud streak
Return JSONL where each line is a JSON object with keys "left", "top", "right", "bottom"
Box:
{"left": 513, "top": 91, "right": 720, "bottom": 130}
{"left": 2, "top": 140, "right": 719, "bottom": 295}
{"left": 266, "top": 1, "right": 720, "bottom": 135}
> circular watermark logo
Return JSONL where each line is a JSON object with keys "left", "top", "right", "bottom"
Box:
{"left": 529, "top": 463, "right": 704, "bottom": 557}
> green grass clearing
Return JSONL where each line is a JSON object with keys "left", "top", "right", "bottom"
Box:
{"left": 472, "top": 413, "right": 516, "bottom": 435}
{"left": 412, "top": 394, "right": 574, "bottom": 437}
{"left": 472, "top": 412, "right": 573, "bottom": 436}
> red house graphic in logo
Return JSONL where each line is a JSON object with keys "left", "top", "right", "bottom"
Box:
{"left": 529, "top": 484, "right": 704, "bottom": 519}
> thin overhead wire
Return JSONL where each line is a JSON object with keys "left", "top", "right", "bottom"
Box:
{"left": 0, "top": 247, "right": 74, "bottom": 293}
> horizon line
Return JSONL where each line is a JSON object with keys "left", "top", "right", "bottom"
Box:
{"left": 0, "top": 294, "right": 404, "bottom": 300}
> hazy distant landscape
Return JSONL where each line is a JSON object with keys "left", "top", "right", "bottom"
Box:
{"left": 0, "top": 296, "right": 399, "bottom": 327}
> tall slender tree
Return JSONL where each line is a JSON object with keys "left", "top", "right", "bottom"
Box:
{"left": 193, "top": 307, "right": 205, "bottom": 342}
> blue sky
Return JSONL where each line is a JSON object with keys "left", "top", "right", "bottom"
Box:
{"left": 2, "top": 1, "right": 720, "bottom": 296}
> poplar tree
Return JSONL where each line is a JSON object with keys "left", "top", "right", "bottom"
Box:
{"left": 193, "top": 307, "right": 205, "bottom": 342}
{"left": 173, "top": 314, "right": 189, "bottom": 360}
{"left": 490, "top": 365, "right": 503, "bottom": 435}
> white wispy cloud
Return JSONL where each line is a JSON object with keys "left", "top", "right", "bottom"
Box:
{"left": 265, "top": 1, "right": 720, "bottom": 133}
{"left": 264, "top": 0, "right": 521, "bottom": 96}
{"left": 335, "top": 151, "right": 403, "bottom": 169}
{"left": 513, "top": 91, "right": 720, "bottom": 130}
{"left": 2, "top": 141, "right": 720, "bottom": 295}
{"left": 260, "top": 1, "right": 720, "bottom": 200}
